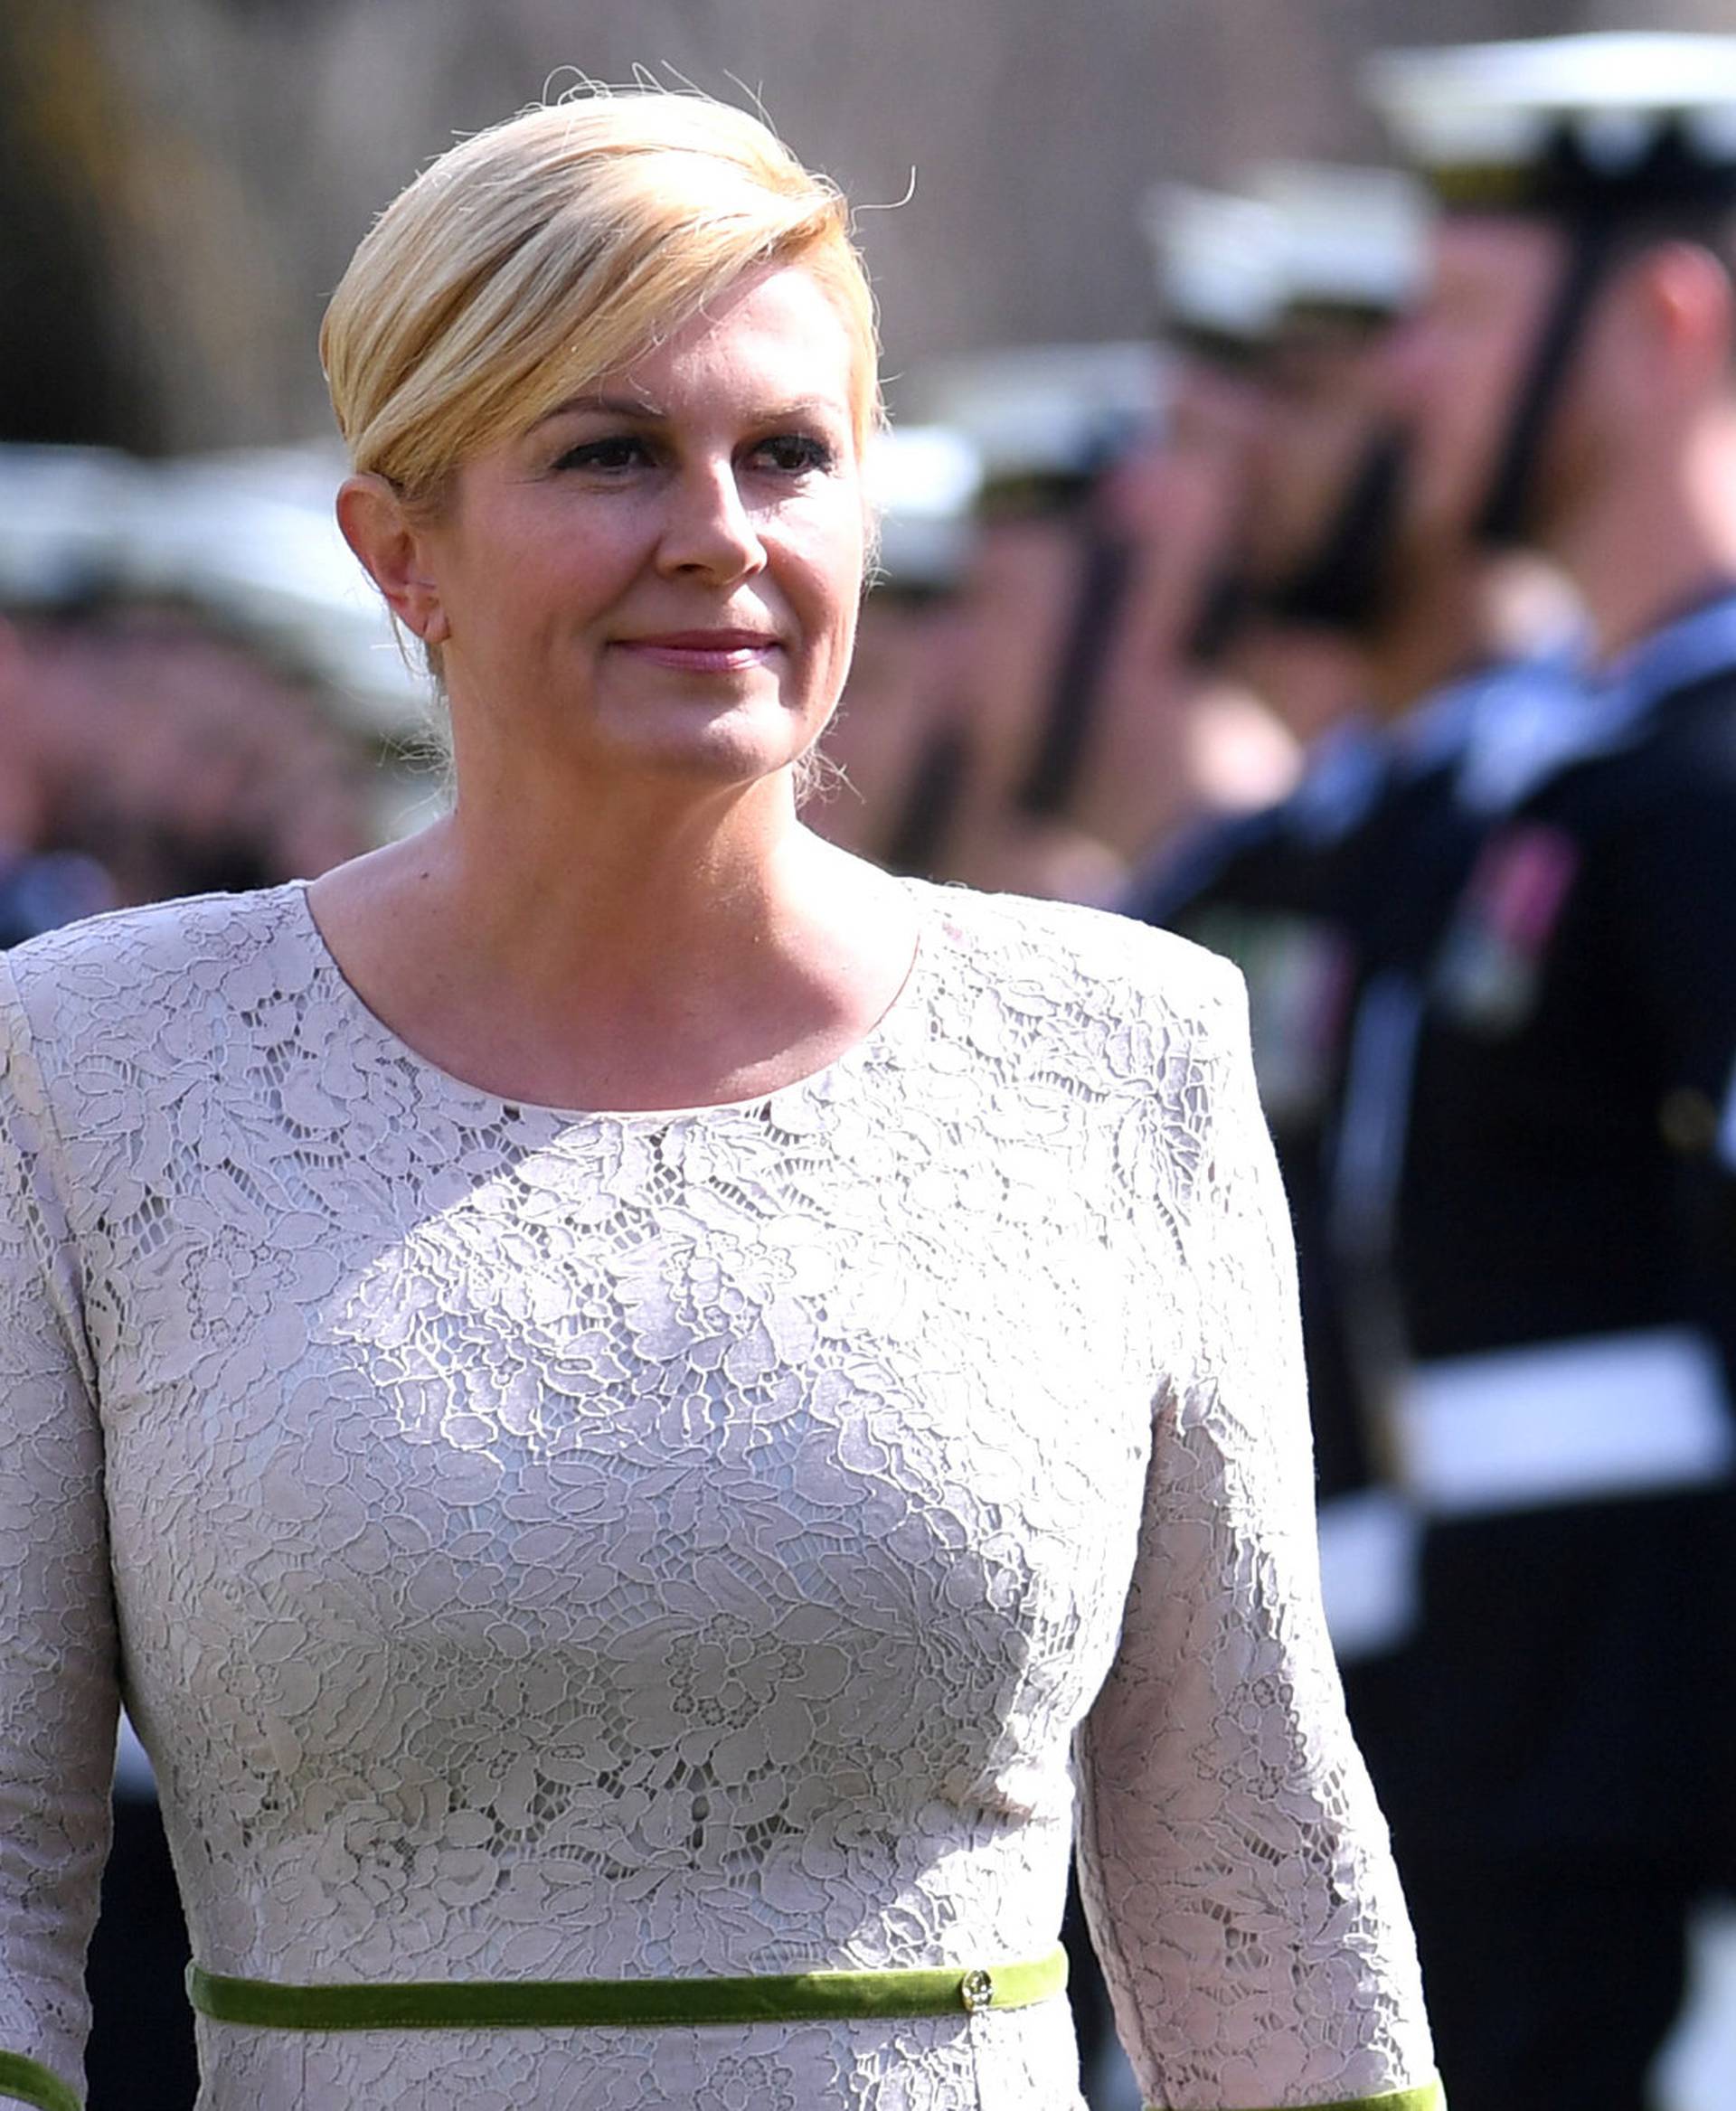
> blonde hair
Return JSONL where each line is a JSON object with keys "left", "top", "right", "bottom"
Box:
{"left": 321, "top": 89, "right": 881, "bottom": 513}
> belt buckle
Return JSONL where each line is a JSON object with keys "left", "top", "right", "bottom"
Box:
{"left": 959, "top": 1968, "right": 994, "bottom": 2013}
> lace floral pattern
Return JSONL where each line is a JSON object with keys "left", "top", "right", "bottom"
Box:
{"left": 0, "top": 880, "right": 1433, "bottom": 2108}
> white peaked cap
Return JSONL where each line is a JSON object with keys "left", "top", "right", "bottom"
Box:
{"left": 1366, "top": 33, "right": 1736, "bottom": 177}
{"left": 1250, "top": 163, "right": 1429, "bottom": 316}
{"left": 136, "top": 448, "right": 428, "bottom": 734}
{"left": 0, "top": 448, "right": 148, "bottom": 608}
{"left": 900, "top": 343, "right": 1166, "bottom": 486}
{"left": 1144, "top": 184, "right": 1288, "bottom": 346}
{"left": 0, "top": 442, "right": 426, "bottom": 738}
{"left": 863, "top": 424, "right": 983, "bottom": 589}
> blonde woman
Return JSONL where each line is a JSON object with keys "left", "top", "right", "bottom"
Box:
{"left": 0, "top": 90, "right": 1439, "bottom": 2111}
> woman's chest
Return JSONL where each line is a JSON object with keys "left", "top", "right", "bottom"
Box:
{"left": 93, "top": 1107, "right": 1179, "bottom": 1785}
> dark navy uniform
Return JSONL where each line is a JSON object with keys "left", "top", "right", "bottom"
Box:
{"left": 1348, "top": 593, "right": 1736, "bottom": 2108}
{"left": 1326, "top": 653, "right": 1590, "bottom": 1427}
{"left": 1355, "top": 36, "right": 1736, "bottom": 2100}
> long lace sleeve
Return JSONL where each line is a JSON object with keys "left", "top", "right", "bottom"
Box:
{"left": 0, "top": 960, "right": 118, "bottom": 2111}
{"left": 1075, "top": 962, "right": 1440, "bottom": 2111}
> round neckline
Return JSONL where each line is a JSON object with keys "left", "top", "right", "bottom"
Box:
{"left": 287, "top": 873, "right": 930, "bottom": 1126}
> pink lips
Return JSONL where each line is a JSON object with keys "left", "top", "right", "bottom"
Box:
{"left": 613, "top": 629, "right": 779, "bottom": 674}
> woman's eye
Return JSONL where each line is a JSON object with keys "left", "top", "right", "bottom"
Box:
{"left": 750, "top": 434, "right": 836, "bottom": 476}
{"left": 554, "top": 436, "right": 652, "bottom": 473}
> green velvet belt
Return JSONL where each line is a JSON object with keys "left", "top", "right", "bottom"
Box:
{"left": 1208, "top": 2089, "right": 1446, "bottom": 2111}
{"left": 185, "top": 1943, "right": 1068, "bottom": 2031}
{"left": 0, "top": 2052, "right": 80, "bottom": 2111}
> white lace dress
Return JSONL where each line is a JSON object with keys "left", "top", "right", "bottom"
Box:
{"left": 0, "top": 878, "right": 1437, "bottom": 2111}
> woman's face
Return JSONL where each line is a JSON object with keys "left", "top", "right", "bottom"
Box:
{"left": 416, "top": 263, "right": 868, "bottom": 797}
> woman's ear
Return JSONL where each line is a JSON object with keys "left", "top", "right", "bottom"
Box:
{"left": 335, "top": 474, "right": 451, "bottom": 645}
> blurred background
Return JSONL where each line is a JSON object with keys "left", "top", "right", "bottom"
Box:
{"left": 7, "top": 0, "right": 1732, "bottom": 891}
{"left": 6, "top": 1, "right": 1736, "bottom": 2107}
{"left": 0, "top": 0, "right": 1615, "bottom": 457}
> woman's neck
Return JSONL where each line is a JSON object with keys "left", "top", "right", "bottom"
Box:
{"left": 308, "top": 774, "right": 918, "bottom": 1114}
{"left": 442, "top": 771, "right": 797, "bottom": 996}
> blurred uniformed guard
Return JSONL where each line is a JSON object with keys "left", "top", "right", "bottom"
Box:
{"left": 897, "top": 343, "right": 1170, "bottom": 899}
{"left": 1126, "top": 171, "right": 1410, "bottom": 1667}
{"left": 1134, "top": 182, "right": 1290, "bottom": 692}
{"left": 1125, "top": 165, "right": 1587, "bottom": 1699}
{"left": 1350, "top": 35, "right": 1736, "bottom": 2107}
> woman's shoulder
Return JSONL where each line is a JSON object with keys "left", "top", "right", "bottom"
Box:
{"left": 909, "top": 877, "right": 1248, "bottom": 1041}
{"left": 0, "top": 883, "right": 314, "bottom": 1072}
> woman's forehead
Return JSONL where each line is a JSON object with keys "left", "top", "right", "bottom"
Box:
{"left": 618, "top": 266, "right": 859, "bottom": 390}
{"left": 502, "top": 267, "right": 866, "bottom": 448}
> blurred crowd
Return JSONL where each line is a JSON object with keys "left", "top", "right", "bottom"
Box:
{"left": 811, "top": 174, "right": 1581, "bottom": 908}
{"left": 0, "top": 446, "right": 428, "bottom": 951}
{"left": 12, "top": 25, "right": 1736, "bottom": 2111}
{"left": 0, "top": 601, "right": 375, "bottom": 926}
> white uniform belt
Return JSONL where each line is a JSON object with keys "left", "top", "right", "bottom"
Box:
{"left": 1316, "top": 1490, "right": 1420, "bottom": 1662}
{"left": 1396, "top": 1327, "right": 1735, "bottom": 1518}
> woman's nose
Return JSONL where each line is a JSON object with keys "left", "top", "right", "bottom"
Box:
{"left": 656, "top": 460, "right": 768, "bottom": 580}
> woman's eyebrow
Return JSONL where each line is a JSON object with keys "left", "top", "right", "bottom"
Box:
{"left": 533, "top": 392, "right": 845, "bottom": 429}
{"left": 760, "top": 397, "right": 851, "bottom": 426}
{"left": 533, "top": 393, "right": 665, "bottom": 427}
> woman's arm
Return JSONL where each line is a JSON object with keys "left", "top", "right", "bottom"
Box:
{"left": 1076, "top": 960, "right": 1440, "bottom": 2111}
{"left": 0, "top": 960, "right": 118, "bottom": 2111}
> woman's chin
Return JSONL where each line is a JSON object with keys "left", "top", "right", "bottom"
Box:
{"left": 587, "top": 692, "right": 819, "bottom": 786}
